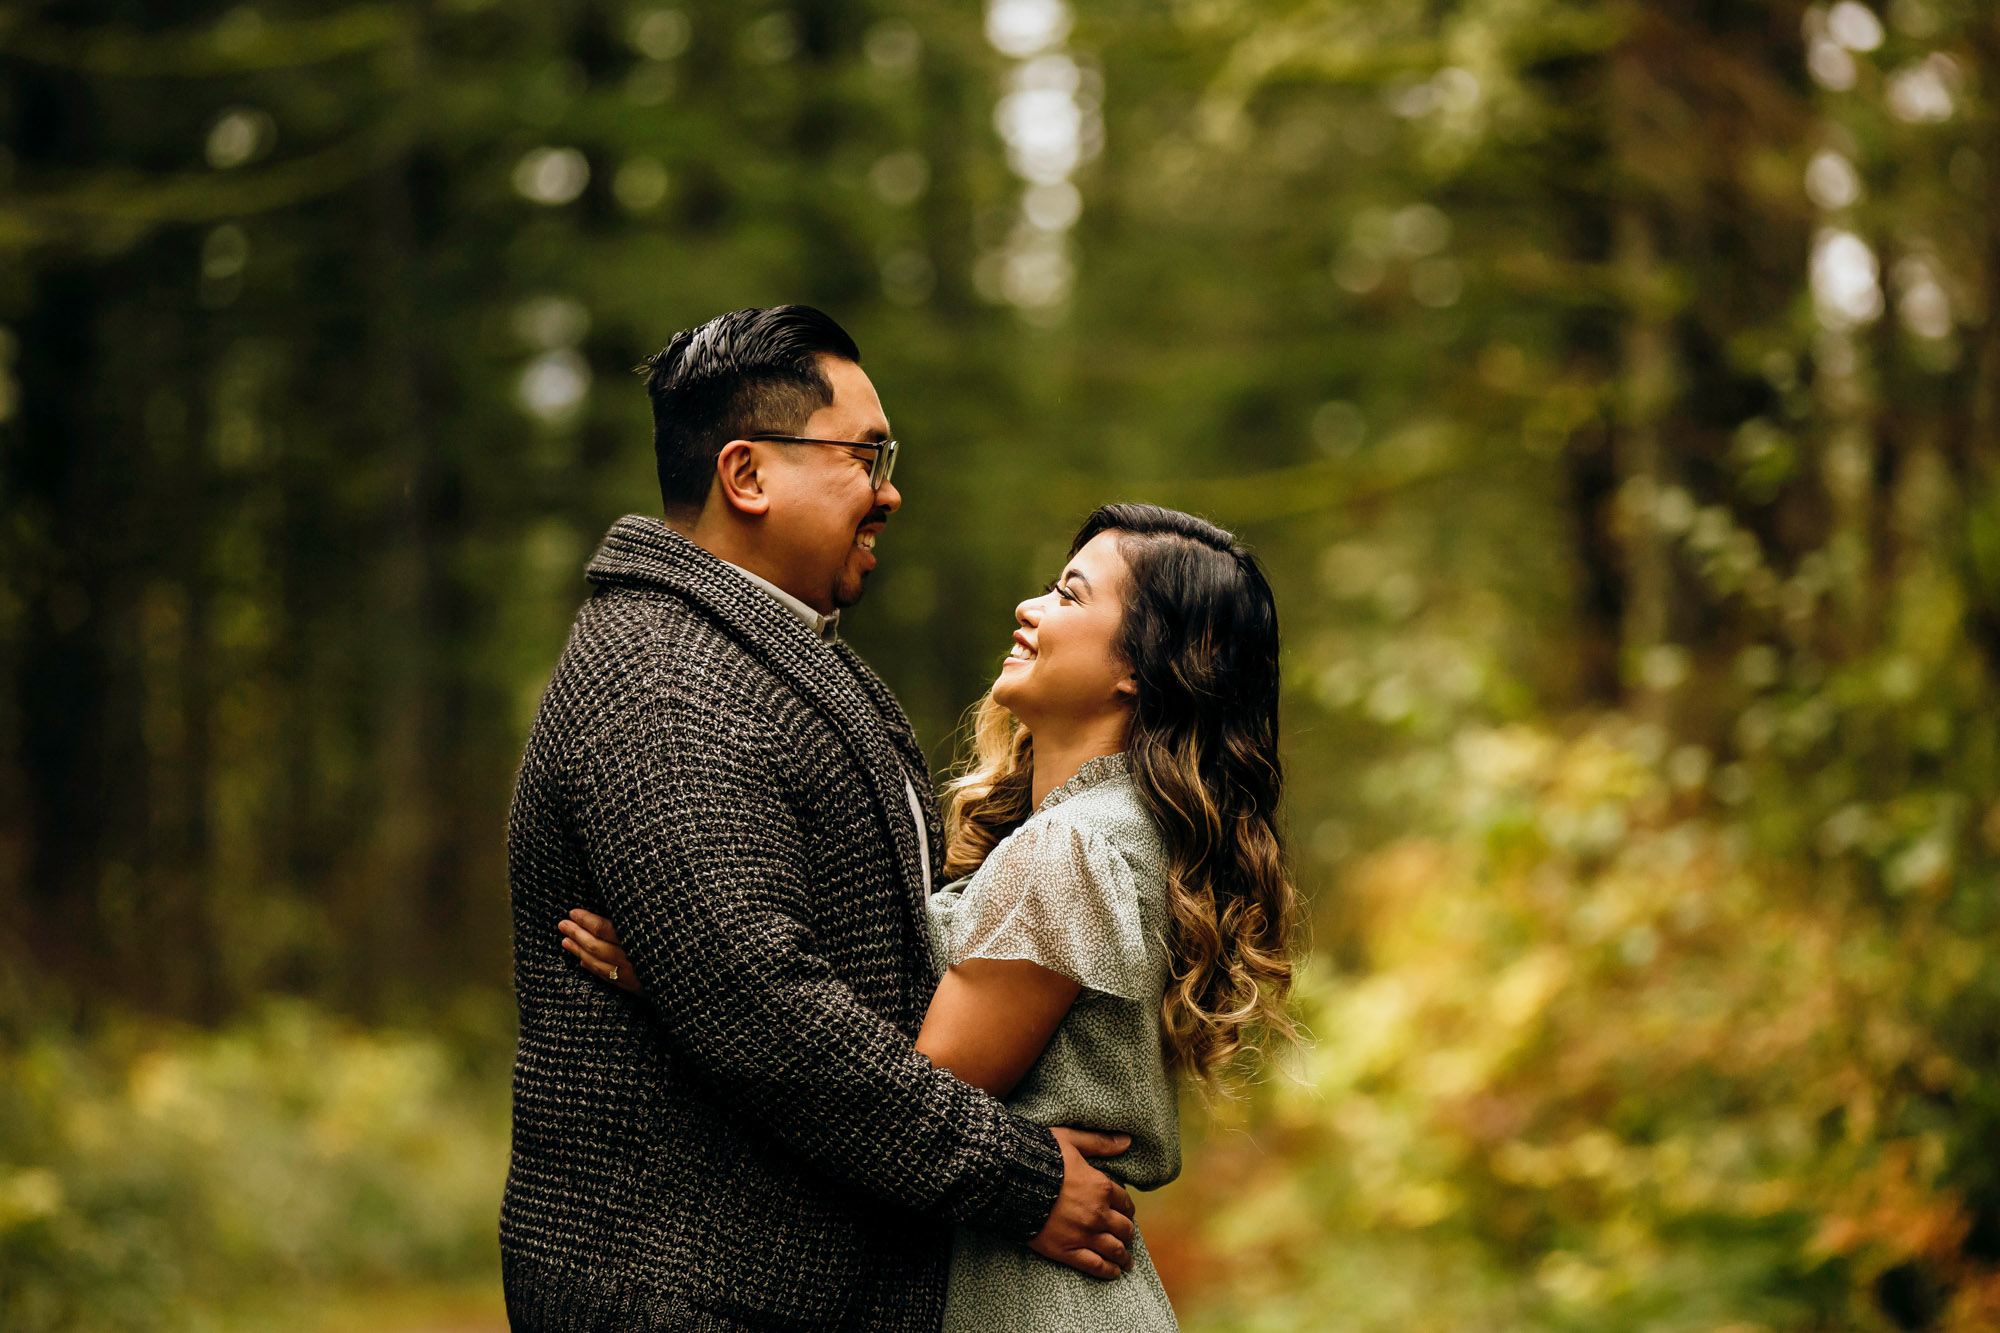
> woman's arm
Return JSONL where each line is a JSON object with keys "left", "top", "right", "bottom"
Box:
{"left": 916, "top": 960, "right": 1079, "bottom": 1098}
{"left": 561, "top": 914, "right": 1080, "bottom": 1098}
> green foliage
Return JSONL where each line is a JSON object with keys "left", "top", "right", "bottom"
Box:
{"left": 1163, "top": 721, "right": 1996, "bottom": 1331}
{"left": 6, "top": 0, "right": 2000, "bottom": 1328}
{"left": 1086, "top": 1, "right": 2000, "bottom": 1327}
{"left": 0, "top": 1001, "right": 509, "bottom": 1331}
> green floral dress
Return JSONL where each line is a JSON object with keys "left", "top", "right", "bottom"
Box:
{"left": 926, "top": 753, "right": 1181, "bottom": 1332}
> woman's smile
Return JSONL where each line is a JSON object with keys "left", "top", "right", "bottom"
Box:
{"left": 989, "top": 532, "right": 1135, "bottom": 731}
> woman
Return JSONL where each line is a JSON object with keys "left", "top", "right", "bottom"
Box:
{"left": 560, "top": 503, "right": 1296, "bottom": 1330}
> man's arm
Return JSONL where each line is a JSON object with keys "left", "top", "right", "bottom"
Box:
{"left": 567, "top": 706, "right": 1124, "bottom": 1256}
{"left": 562, "top": 908, "right": 1138, "bottom": 1279}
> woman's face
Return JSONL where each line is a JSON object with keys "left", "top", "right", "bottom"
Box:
{"left": 991, "top": 531, "right": 1136, "bottom": 734}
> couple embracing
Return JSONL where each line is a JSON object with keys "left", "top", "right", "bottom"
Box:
{"left": 501, "top": 304, "right": 1296, "bottom": 1333}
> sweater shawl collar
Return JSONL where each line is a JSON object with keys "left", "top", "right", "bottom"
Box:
{"left": 585, "top": 515, "right": 936, "bottom": 967}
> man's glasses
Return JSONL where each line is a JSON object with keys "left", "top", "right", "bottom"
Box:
{"left": 745, "top": 433, "right": 899, "bottom": 491}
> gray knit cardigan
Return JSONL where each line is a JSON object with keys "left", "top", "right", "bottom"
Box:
{"left": 501, "top": 516, "right": 1066, "bottom": 1333}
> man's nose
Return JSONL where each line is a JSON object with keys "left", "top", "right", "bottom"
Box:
{"left": 876, "top": 476, "right": 902, "bottom": 513}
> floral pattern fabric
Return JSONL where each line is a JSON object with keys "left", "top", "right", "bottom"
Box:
{"left": 927, "top": 753, "right": 1182, "bottom": 1332}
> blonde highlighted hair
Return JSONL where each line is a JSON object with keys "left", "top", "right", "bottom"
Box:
{"left": 943, "top": 504, "right": 1297, "bottom": 1088}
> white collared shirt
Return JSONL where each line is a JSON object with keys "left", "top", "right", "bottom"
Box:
{"left": 720, "top": 562, "right": 932, "bottom": 898}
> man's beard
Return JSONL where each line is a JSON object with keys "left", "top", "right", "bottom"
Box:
{"left": 832, "top": 572, "right": 870, "bottom": 610}
{"left": 833, "top": 505, "right": 892, "bottom": 609}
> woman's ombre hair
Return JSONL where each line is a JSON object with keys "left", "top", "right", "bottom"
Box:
{"left": 942, "top": 503, "right": 1297, "bottom": 1087}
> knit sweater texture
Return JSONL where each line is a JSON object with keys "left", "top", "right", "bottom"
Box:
{"left": 501, "top": 516, "right": 1066, "bottom": 1332}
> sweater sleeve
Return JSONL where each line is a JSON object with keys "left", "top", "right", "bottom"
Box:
{"left": 568, "top": 703, "right": 1065, "bottom": 1242}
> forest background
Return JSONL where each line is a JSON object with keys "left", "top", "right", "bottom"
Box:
{"left": 5, "top": 0, "right": 2000, "bottom": 1329}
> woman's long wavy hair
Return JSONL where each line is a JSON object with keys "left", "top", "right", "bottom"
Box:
{"left": 942, "top": 504, "right": 1297, "bottom": 1087}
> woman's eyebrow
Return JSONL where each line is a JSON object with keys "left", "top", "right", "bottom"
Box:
{"left": 1062, "top": 569, "right": 1093, "bottom": 596}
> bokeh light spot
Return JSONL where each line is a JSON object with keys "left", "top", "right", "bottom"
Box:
{"left": 518, "top": 349, "right": 591, "bottom": 425}
{"left": 868, "top": 152, "right": 930, "bottom": 207}
{"left": 986, "top": 0, "right": 1071, "bottom": 59}
{"left": 1893, "top": 257, "right": 1953, "bottom": 340}
{"left": 1810, "top": 228, "right": 1883, "bottom": 328}
{"left": 1021, "top": 181, "right": 1081, "bottom": 231}
{"left": 1410, "top": 258, "right": 1464, "bottom": 308}
{"left": 205, "top": 108, "right": 275, "bottom": 170}
{"left": 629, "top": 8, "right": 691, "bottom": 60}
{"left": 511, "top": 296, "right": 590, "bottom": 351}
{"left": 1886, "top": 55, "right": 1959, "bottom": 123}
{"left": 202, "top": 225, "right": 249, "bottom": 281}
{"left": 1827, "top": 1, "right": 1885, "bottom": 51}
{"left": 1808, "top": 39, "right": 1857, "bottom": 90}
{"left": 513, "top": 147, "right": 590, "bottom": 205}
{"left": 744, "top": 13, "right": 798, "bottom": 64}
{"left": 1391, "top": 204, "right": 1452, "bottom": 256}
{"left": 1804, "top": 150, "right": 1861, "bottom": 209}
{"left": 865, "top": 20, "right": 922, "bottom": 74}
{"left": 613, "top": 157, "right": 670, "bottom": 212}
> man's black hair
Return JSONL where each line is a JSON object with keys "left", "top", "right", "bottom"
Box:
{"left": 637, "top": 305, "right": 862, "bottom": 519}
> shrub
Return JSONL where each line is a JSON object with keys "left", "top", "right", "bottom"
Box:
{"left": 0, "top": 998, "right": 510, "bottom": 1331}
{"left": 1173, "top": 720, "right": 2000, "bottom": 1332}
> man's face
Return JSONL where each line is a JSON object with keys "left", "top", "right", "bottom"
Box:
{"left": 760, "top": 355, "right": 901, "bottom": 614}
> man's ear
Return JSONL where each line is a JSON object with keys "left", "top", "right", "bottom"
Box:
{"left": 714, "top": 440, "right": 772, "bottom": 516}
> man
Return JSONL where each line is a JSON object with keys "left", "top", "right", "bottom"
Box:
{"left": 502, "top": 305, "right": 1135, "bottom": 1332}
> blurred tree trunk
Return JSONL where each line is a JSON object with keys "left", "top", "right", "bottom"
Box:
{"left": 1612, "top": 199, "right": 1675, "bottom": 720}
{"left": 1947, "top": 16, "right": 2000, "bottom": 674}
{"left": 359, "top": 153, "right": 438, "bottom": 1008}
{"left": 13, "top": 267, "right": 109, "bottom": 923}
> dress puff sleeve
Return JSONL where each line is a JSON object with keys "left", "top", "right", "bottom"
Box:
{"left": 941, "top": 812, "right": 1151, "bottom": 1002}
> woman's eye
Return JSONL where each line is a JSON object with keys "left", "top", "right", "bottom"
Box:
{"left": 1054, "top": 582, "right": 1076, "bottom": 603}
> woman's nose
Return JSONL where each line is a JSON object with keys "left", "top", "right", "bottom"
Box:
{"left": 1015, "top": 598, "right": 1040, "bottom": 627}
